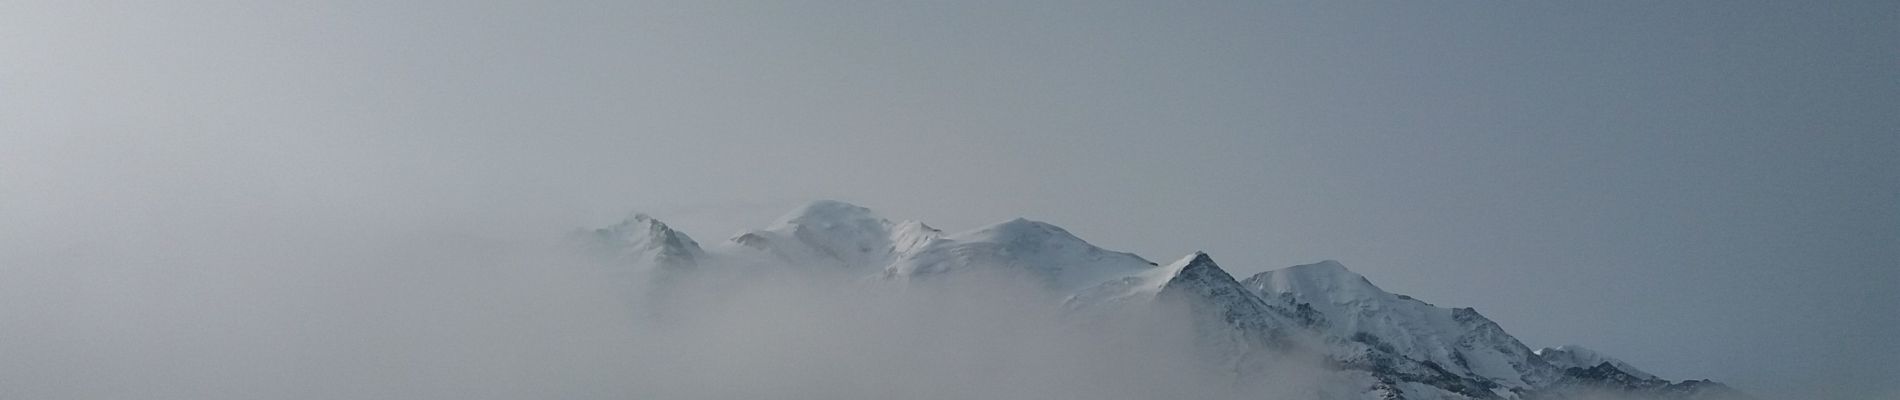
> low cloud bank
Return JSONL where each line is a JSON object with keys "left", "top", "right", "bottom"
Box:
{"left": 1, "top": 226, "right": 1338, "bottom": 400}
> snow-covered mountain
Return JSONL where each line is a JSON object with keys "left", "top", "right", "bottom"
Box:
{"left": 1536, "top": 345, "right": 1657, "bottom": 381}
{"left": 1067, "top": 252, "right": 1316, "bottom": 378}
{"left": 575, "top": 213, "right": 703, "bottom": 273}
{"left": 1241, "top": 261, "right": 1559, "bottom": 398}
{"left": 885, "top": 217, "right": 1157, "bottom": 292}
{"left": 724, "top": 200, "right": 933, "bottom": 273}
{"left": 579, "top": 200, "right": 1747, "bottom": 400}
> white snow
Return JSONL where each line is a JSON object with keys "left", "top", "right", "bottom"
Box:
{"left": 884, "top": 217, "right": 1156, "bottom": 292}
{"left": 573, "top": 200, "right": 1707, "bottom": 400}
{"left": 1535, "top": 345, "right": 1659, "bottom": 381}
{"left": 578, "top": 213, "right": 704, "bottom": 268}
{"left": 704, "top": 201, "right": 1153, "bottom": 292}
{"left": 707, "top": 200, "right": 949, "bottom": 279}
{"left": 1070, "top": 252, "right": 1258, "bottom": 306}
{"left": 1242, "top": 261, "right": 1554, "bottom": 391}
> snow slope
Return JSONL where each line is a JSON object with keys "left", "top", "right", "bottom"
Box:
{"left": 576, "top": 213, "right": 704, "bottom": 271}
{"left": 723, "top": 200, "right": 934, "bottom": 273}
{"left": 1242, "top": 261, "right": 1557, "bottom": 395}
{"left": 1068, "top": 252, "right": 1307, "bottom": 336}
{"left": 1536, "top": 345, "right": 1658, "bottom": 381}
{"left": 574, "top": 200, "right": 1743, "bottom": 400}
{"left": 885, "top": 218, "right": 1157, "bottom": 291}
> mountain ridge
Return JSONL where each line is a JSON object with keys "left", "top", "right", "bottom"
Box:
{"left": 577, "top": 200, "right": 1748, "bottom": 400}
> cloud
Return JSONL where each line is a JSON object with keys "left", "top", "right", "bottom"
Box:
{"left": 0, "top": 220, "right": 1341, "bottom": 400}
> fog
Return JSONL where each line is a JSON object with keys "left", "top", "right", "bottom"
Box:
{"left": 0, "top": 205, "right": 1742, "bottom": 400}
{"left": 0, "top": 216, "right": 1343, "bottom": 399}
{"left": 4, "top": 1, "right": 1894, "bottom": 398}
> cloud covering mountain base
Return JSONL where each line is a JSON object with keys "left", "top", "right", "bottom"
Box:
{"left": 0, "top": 201, "right": 1749, "bottom": 400}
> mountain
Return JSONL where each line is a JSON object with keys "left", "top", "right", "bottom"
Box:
{"left": 1241, "top": 261, "right": 1557, "bottom": 398}
{"left": 718, "top": 200, "right": 1154, "bottom": 291}
{"left": 575, "top": 213, "right": 703, "bottom": 272}
{"left": 1065, "top": 252, "right": 1330, "bottom": 384}
{"left": 1536, "top": 345, "right": 1656, "bottom": 381}
{"left": 1068, "top": 252, "right": 1307, "bottom": 332}
{"left": 1530, "top": 346, "right": 1751, "bottom": 400}
{"left": 577, "top": 200, "right": 1745, "bottom": 400}
{"left": 886, "top": 217, "right": 1157, "bottom": 292}
{"left": 724, "top": 199, "right": 932, "bottom": 273}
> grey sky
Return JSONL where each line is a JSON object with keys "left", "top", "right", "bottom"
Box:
{"left": 3, "top": 1, "right": 1894, "bottom": 398}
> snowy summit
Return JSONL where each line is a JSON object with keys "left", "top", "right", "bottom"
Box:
{"left": 577, "top": 200, "right": 1750, "bottom": 400}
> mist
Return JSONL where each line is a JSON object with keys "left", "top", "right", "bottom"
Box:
{"left": 4, "top": 1, "right": 1893, "bottom": 398}
{"left": 0, "top": 204, "right": 1749, "bottom": 400}
{"left": 1, "top": 213, "right": 1345, "bottom": 399}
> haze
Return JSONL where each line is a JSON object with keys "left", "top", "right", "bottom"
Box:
{"left": 2, "top": 1, "right": 1895, "bottom": 399}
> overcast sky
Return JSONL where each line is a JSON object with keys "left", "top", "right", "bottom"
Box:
{"left": 3, "top": 1, "right": 1895, "bottom": 398}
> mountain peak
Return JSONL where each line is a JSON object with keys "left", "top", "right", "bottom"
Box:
{"left": 610, "top": 213, "right": 667, "bottom": 231}
{"left": 732, "top": 200, "right": 901, "bottom": 271}
{"left": 889, "top": 220, "right": 943, "bottom": 254}
{"left": 887, "top": 217, "right": 1153, "bottom": 291}
{"left": 1242, "top": 261, "right": 1558, "bottom": 392}
{"left": 1161, "top": 251, "right": 1217, "bottom": 277}
{"left": 1153, "top": 252, "right": 1253, "bottom": 295}
{"left": 581, "top": 212, "right": 703, "bottom": 268}
{"left": 600, "top": 213, "right": 694, "bottom": 245}
{"left": 954, "top": 217, "right": 1084, "bottom": 247}
{"left": 1276, "top": 260, "right": 1366, "bottom": 284}
{"left": 1245, "top": 260, "right": 1387, "bottom": 303}
{"left": 579, "top": 203, "right": 1736, "bottom": 400}
{"left": 989, "top": 217, "right": 1057, "bottom": 231}
{"left": 1149, "top": 252, "right": 1304, "bottom": 339}
{"left": 1288, "top": 259, "right": 1349, "bottom": 273}
{"left": 771, "top": 200, "right": 885, "bottom": 228}
{"left": 891, "top": 219, "right": 939, "bottom": 233}
{"left": 1184, "top": 250, "right": 1212, "bottom": 261}
{"left": 1537, "top": 345, "right": 1658, "bottom": 381}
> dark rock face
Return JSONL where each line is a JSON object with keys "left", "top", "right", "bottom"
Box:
{"left": 1525, "top": 362, "right": 1754, "bottom": 400}
{"left": 1104, "top": 254, "right": 1747, "bottom": 400}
